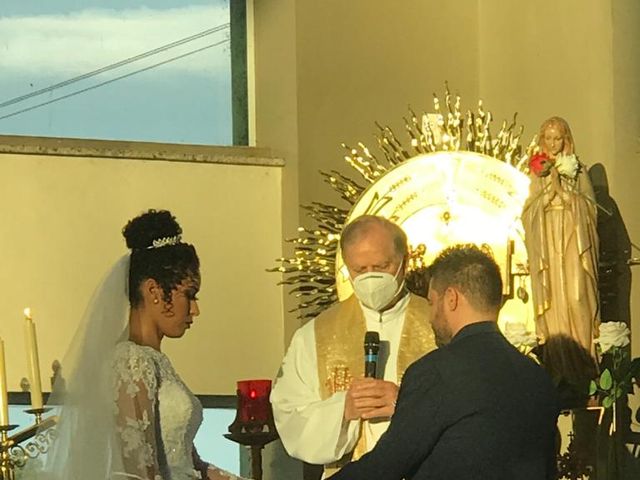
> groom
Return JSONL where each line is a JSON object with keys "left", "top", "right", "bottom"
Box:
{"left": 327, "top": 244, "right": 559, "bottom": 480}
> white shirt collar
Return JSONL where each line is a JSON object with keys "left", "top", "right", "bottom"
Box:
{"left": 358, "top": 290, "right": 411, "bottom": 325}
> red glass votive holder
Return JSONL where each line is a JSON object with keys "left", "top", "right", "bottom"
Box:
{"left": 236, "top": 379, "right": 272, "bottom": 426}
{"left": 225, "top": 379, "right": 279, "bottom": 480}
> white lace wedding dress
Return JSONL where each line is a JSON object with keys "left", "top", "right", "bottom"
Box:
{"left": 112, "top": 341, "right": 240, "bottom": 480}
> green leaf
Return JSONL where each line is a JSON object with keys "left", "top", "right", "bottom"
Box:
{"left": 603, "top": 395, "right": 614, "bottom": 408}
{"left": 600, "top": 369, "right": 613, "bottom": 391}
{"left": 588, "top": 380, "right": 598, "bottom": 395}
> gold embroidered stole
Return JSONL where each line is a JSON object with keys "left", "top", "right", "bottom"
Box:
{"left": 315, "top": 293, "right": 435, "bottom": 474}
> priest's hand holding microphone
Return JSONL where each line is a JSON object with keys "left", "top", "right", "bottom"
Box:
{"left": 344, "top": 331, "right": 399, "bottom": 421}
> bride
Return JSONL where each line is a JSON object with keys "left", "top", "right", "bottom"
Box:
{"left": 31, "top": 209, "right": 248, "bottom": 480}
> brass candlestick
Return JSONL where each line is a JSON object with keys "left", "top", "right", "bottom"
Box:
{"left": 0, "top": 425, "right": 18, "bottom": 480}
{"left": 0, "top": 407, "right": 57, "bottom": 477}
{"left": 24, "top": 407, "right": 52, "bottom": 426}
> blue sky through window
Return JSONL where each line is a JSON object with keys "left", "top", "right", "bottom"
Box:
{"left": 0, "top": 1, "right": 232, "bottom": 145}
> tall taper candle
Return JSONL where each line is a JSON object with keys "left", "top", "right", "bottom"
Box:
{"left": 0, "top": 338, "right": 9, "bottom": 425}
{"left": 24, "top": 309, "right": 43, "bottom": 409}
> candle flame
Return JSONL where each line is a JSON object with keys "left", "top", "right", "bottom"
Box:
{"left": 24, "top": 308, "right": 32, "bottom": 319}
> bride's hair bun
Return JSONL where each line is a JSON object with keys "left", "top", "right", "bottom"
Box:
{"left": 122, "top": 209, "right": 183, "bottom": 250}
{"left": 122, "top": 209, "right": 199, "bottom": 307}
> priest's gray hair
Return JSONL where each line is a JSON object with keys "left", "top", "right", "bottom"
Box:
{"left": 340, "top": 215, "right": 408, "bottom": 259}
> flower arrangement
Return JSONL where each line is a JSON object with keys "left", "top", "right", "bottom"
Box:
{"left": 528, "top": 151, "right": 580, "bottom": 180}
{"left": 589, "top": 322, "right": 639, "bottom": 409}
{"left": 503, "top": 321, "right": 539, "bottom": 361}
{"left": 529, "top": 152, "right": 553, "bottom": 177}
{"left": 555, "top": 153, "right": 580, "bottom": 179}
{"left": 588, "top": 321, "right": 639, "bottom": 478}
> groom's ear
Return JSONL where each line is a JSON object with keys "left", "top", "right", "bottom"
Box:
{"left": 444, "top": 287, "right": 459, "bottom": 311}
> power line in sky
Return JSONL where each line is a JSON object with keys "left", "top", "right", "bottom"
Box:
{"left": 0, "top": 39, "right": 230, "bottom": 122}
{"left": 0, "top": 23, "right": 230, "bottom": 110}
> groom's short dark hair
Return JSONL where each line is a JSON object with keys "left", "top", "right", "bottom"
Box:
{"left": 429, "top": 244, "right": 503, "bottom": 312}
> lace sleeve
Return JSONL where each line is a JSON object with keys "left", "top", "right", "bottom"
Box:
{"left": 112, "top": 343, "right": 163, "bottom": 480}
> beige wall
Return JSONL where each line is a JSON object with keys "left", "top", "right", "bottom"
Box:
{"left": 294, "top": 0, "right": 480, "bottom": 207}
{"left": 478, "top": 0, "right": 615, "bottom": 166}
{"left": 253, "top": 0, "right": 481, "bottom": 345}
{"left": 254, "top": 0, "right": 640, "bottom": 356}
{"left": 0, "top": 150, "right": 284, "bottom": 394}
{"left": 252, "top": 0, "right": 301, "bottom": 345}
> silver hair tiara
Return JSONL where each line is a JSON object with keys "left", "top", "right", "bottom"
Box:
{"left": 147, "top": 235, "right": 182, "bottom": 249}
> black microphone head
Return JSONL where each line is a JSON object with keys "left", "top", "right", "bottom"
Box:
{"left": 364, "top": 331, "right": 380, "bottom": 353}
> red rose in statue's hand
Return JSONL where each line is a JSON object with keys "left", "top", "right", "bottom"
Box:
{"left": 529, "top": 152, "right": 552, "bottom": 177}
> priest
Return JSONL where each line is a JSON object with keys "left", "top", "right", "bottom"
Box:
{"left": 270, "top": 215, "right": 436, "bottom": 476}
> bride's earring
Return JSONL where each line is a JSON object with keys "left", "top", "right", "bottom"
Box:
{"left": 153, "top": 298, "right": 159, "bottom": 304}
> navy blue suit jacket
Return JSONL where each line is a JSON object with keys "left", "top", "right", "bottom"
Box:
{"left": 328, "top": 322, "right": 559, "bottom": 480}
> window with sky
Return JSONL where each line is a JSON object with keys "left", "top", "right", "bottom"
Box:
{"left": 0, "top": 0, "right": 234, "bottom": 145}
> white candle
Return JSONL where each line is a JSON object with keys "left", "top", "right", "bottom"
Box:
{"left": 24, "top": 308, "right": 43, "bottom": 410}
{"left": 0, "top": 338, "right": 9, "bottom": 425}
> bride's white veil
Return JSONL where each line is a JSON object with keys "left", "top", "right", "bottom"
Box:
{"left": 30, "top": 254, "right": 130, "bottom": 479}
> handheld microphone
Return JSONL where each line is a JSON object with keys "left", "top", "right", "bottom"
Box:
{"left": 364, "top": 331, "right": 380, "bottom": 378}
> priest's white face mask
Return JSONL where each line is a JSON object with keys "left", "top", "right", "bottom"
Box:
{"left": 350, "top": 260, "right": 405, "bottom": 311}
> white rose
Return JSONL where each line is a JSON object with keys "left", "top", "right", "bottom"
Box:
{"left": 555, "top": 153, "right": 580, "bottom": 179}
{"left": 594, "top": 321, "right": 630, "bottom": 354}
{"left": 503, "top": 322, "right": 538, "bottom": 349}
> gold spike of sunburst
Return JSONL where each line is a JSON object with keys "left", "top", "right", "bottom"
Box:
{"left": 269, "top": 84, "right": 531, "bottom": 320}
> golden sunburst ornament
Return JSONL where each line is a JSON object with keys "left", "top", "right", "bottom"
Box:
{"left": 270, "top": 85, "right": 536, "bottom": 322}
